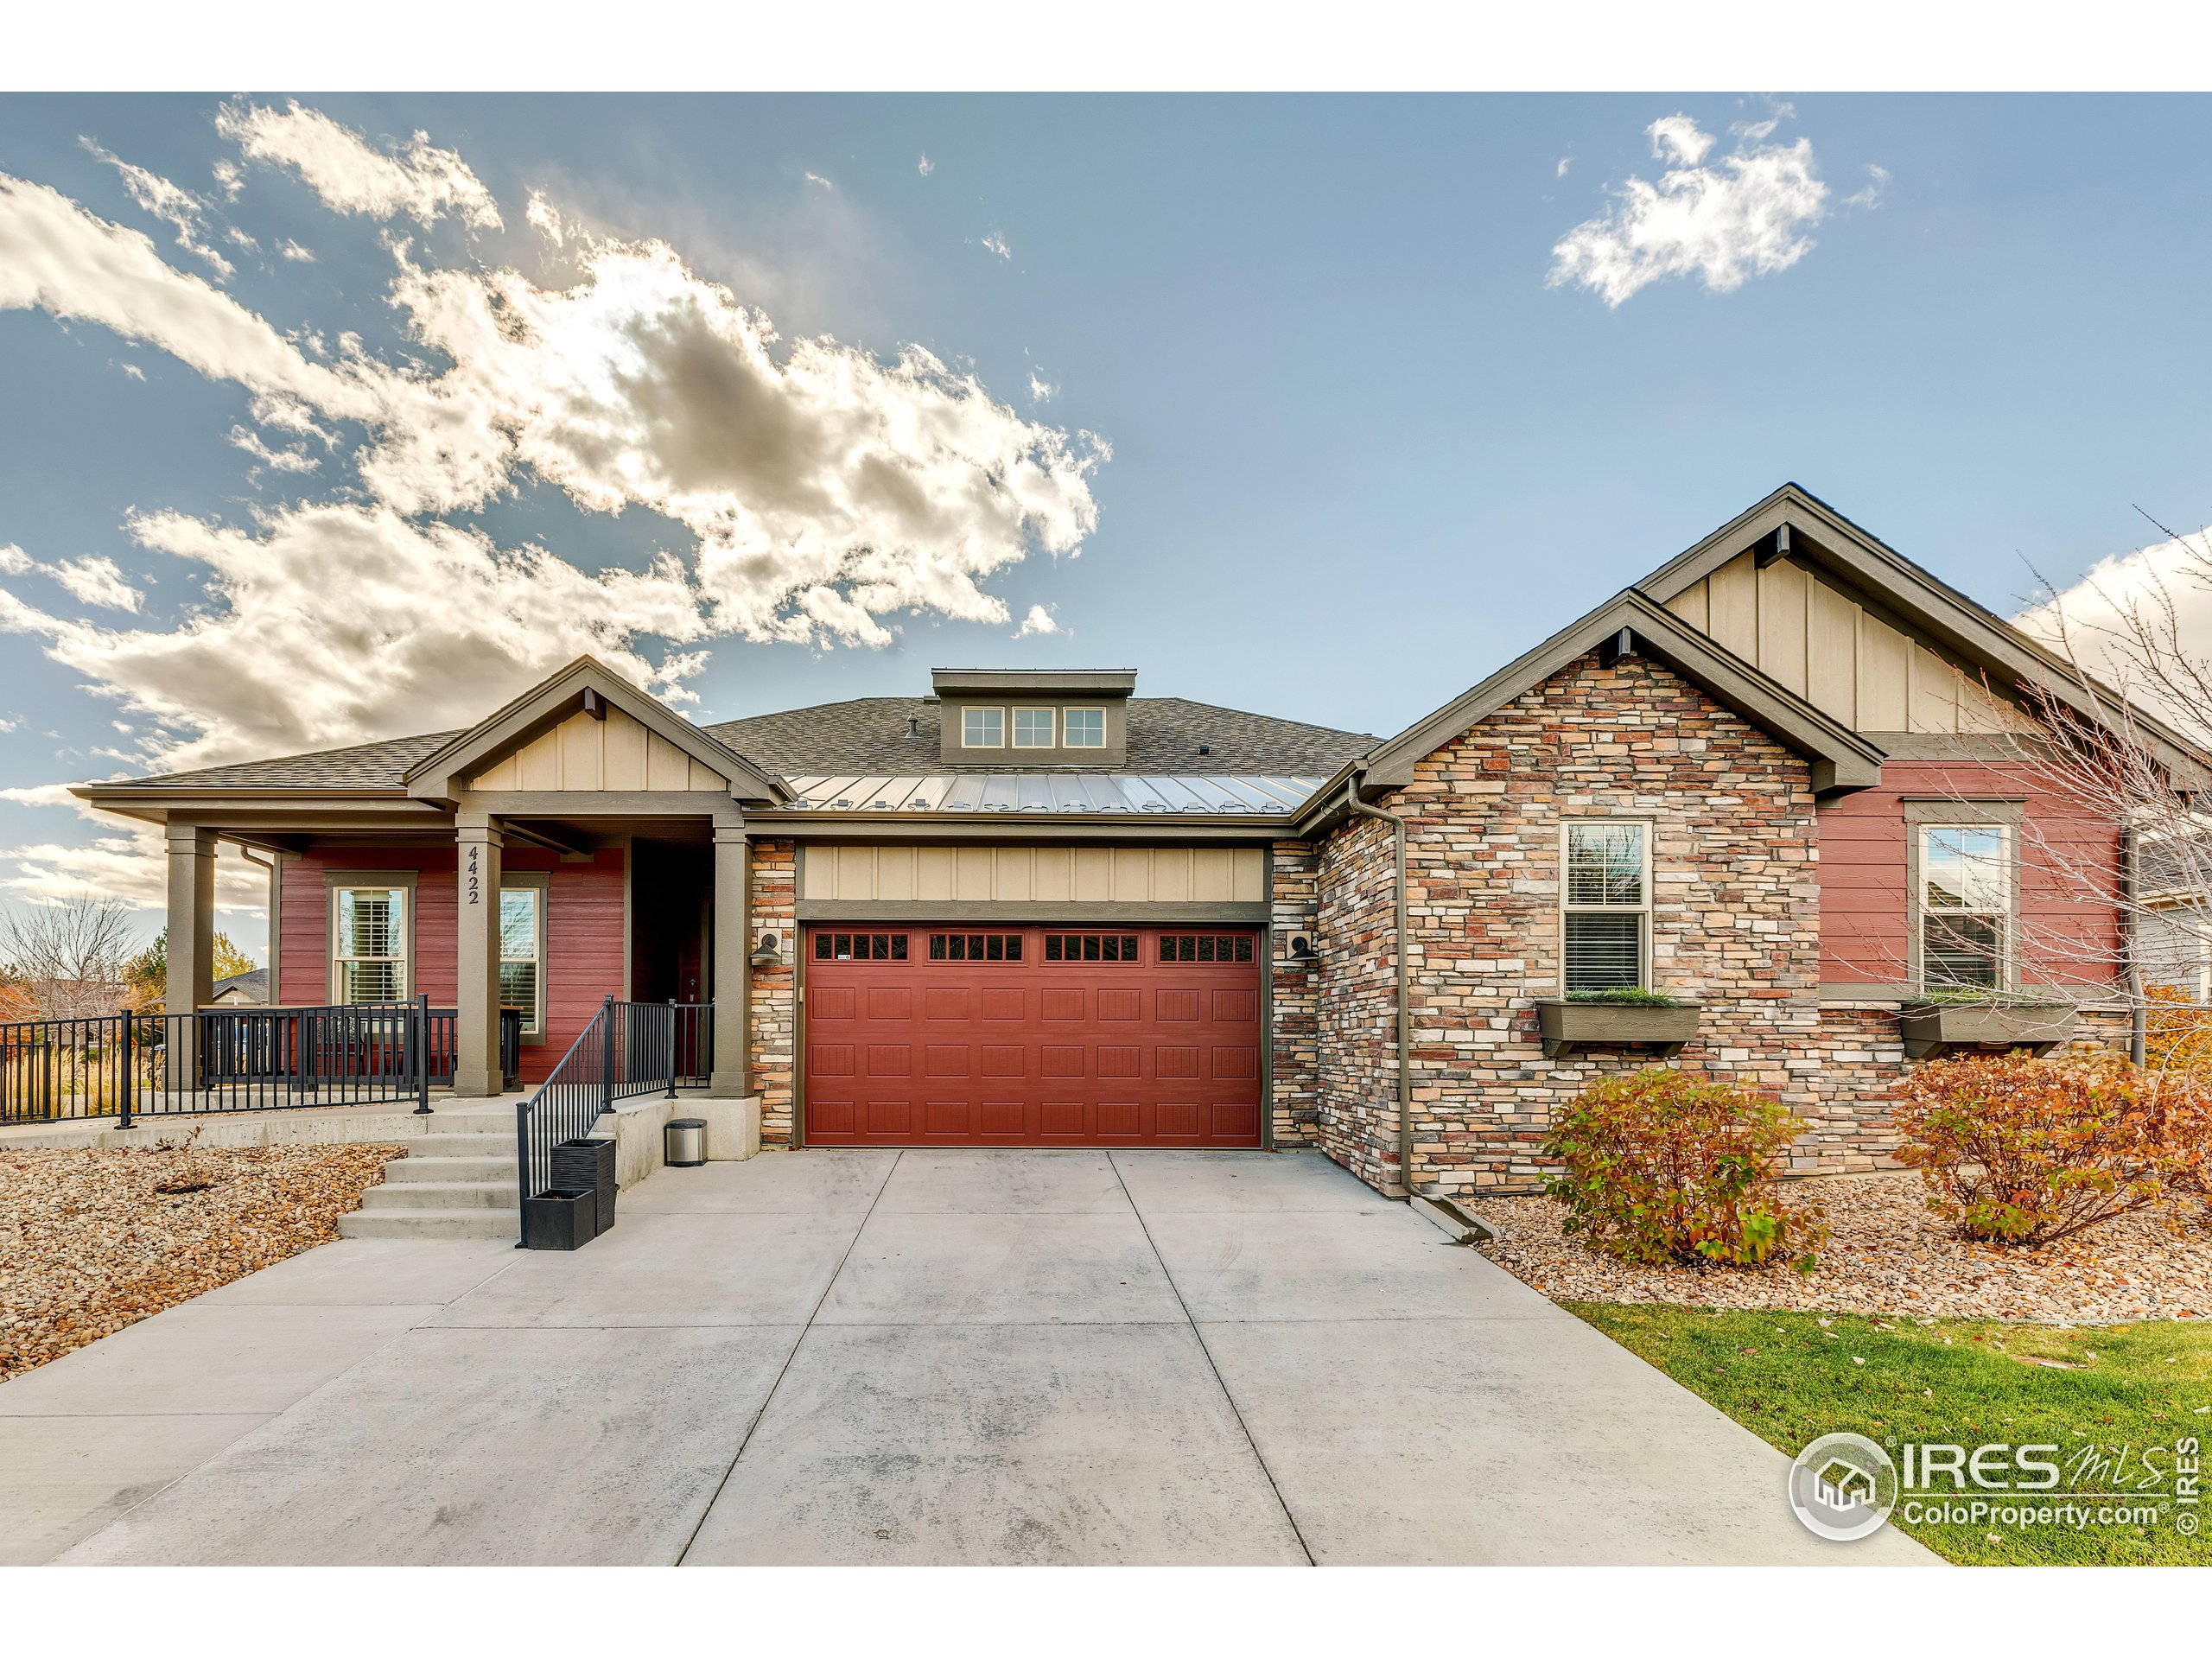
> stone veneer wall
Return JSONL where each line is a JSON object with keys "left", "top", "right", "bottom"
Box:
{"left": 1316, "top": 810, "right": 1414, "bottom": 1192}
{"left": 1268, "top": 839, "right": 1320, "bottom": 1147}
{"left": 748, "top": 838, "right": 798, "bottom": 1143}
{"left": 1316, "top": 651, "right": 1823, "bottom": 1199}
{"left": 1802, "top": 1003, "right": 2133, "bottom": 1174}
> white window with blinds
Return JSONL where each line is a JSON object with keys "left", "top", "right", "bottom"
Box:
{"left": 333, "top": 886, "right": 408, "bottom": 1003}
{"left": 499, "top": 886, "right": 545, "bottom": 1035}
{"left": 1562, "top": 822, "right": 1649, "bottom": 992}
{"left": 1918, "top": 824, "right": 2011, "bottom": 989}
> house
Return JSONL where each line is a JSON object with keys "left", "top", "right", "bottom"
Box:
{"left": 73, "top": 485, "right": 2205, "bottom": 1199}
{"left": 208, "top": 969, "right": 269, "bottom": 1005}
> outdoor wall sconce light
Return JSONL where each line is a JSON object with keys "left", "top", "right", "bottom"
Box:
{"left": 750, "top": 931, "right": 785, "bottom": 969}
{"left": 1287, "top": 933, "right": 1316, "bottom": 963}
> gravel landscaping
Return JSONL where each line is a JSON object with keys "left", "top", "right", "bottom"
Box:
{"left": 1471, "top": 1171, "right": 2212, "bottom": 1325}
{"left": 0, "top": 1138, "right": 403, "bottom": 1381}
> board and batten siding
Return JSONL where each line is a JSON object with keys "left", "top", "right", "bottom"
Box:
{"left": 1667, "top": 551, "right": 2032, "bottom": 736}
{"left": 801, "top": 843, "right": 1267, "bottom": 906}
{"left": 466, "top": 706, "right": 727, "bottom": 792}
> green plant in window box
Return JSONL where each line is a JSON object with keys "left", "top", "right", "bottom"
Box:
{"left": 1564, "top": 987, "right": 1684, "bottom": 1007}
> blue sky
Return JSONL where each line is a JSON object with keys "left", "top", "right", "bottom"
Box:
{"left": 5, "top": 92, "right": 2212, "bottom": 954}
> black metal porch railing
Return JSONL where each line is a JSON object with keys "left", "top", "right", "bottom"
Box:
{"left": 516, "top": 998, "right": 713, "bottom": 1222}
{"left": 0, "top": 996, "right": 456, "bottom": 1125}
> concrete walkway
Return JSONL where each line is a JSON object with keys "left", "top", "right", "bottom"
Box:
{"left": 3, "top": 1149, "right": 1932, "bottom": 1566}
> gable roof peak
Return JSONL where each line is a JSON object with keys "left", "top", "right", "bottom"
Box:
{"left": 402, "top": 654, "right": 788, "bottom": 805}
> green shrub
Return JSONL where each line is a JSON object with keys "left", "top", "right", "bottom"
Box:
{"left": 1542, "top": 1068, "right": 1824, "bottom": 1270}
{"left": 1891, "top": 1052, "right": 2212, "bottom": 1246}
{"left": 1563, "top": 988, "right": 1684, "bottom": 1007}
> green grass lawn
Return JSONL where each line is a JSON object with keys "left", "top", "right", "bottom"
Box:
{"left": 1568, "top": 1303, "right": 2212, "bottom": 1565}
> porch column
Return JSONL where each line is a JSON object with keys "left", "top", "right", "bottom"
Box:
{"left": 709, "top": 822, "right": 749, "bottom": 1096}
{"left": 454, "top": 812, "right": 505, "bottom": 1096}
{"left": 164, "top": 823, "right": 217, "bottom": 1083}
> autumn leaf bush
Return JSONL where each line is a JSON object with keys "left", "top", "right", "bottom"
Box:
{"left": 1891, "top": 1052, "right": 2212, "bottom": 1246}
{"left": 1542, "top": 1068, "right": 1825, "bottom": 1271}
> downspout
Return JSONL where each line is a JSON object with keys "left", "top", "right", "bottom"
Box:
{"left": 2121, "top": 824, "right": 2145, "bottom": 1065}
{"left": 238, "top": 843, "right": 276, "bottom": 998}
{"left": 1344, "top": 775, "right": 1414, "bottom": 1197}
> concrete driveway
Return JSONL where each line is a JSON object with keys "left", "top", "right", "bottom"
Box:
{"left": 3, "top": 1149, "right": 1930, "bottom": 1565}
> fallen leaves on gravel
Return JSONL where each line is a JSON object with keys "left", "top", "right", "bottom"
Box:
{"left": 0, "top": 1142, "right": 403, "bottom": 1381}
{"left": 1473, "top": 1171, "right": 2212, "bottom": 1325}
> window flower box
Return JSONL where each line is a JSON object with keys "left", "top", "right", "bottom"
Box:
{"left": 1535, "top": 997, "right": 1701, "bottom": 1059}
{"left": 1897, "top": 1000, "right": 2077, "bottom": 1060}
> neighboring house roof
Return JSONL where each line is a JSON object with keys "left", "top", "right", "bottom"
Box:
{"left": 210, "top": 969, "right": 268, "bottom": 1003}
{"left": 705, "top": 697, "right": 1375, "bottom": 779}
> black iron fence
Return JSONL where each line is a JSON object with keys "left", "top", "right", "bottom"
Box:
{"left": 0, "top": 997, "right": 525, "bottom": 1125}
{"left": 517, "top": 998, "right": 712, "bottom": 1217}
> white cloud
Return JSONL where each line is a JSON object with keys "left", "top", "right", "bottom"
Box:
{"left": 524, "top": 189, "right": 567, "bottom": 245}
{"left": 277, "top": 238, "right": 315, "bottom": 263}
{"left": 1646, "top": 115, "right": 1716, "bottom": 168}
{"left": 119, "top": 361, "right": 145, "bottom": 380}
{"left": 1547, "top": 111, "right": 1832, "bottom": 307}
{"left": 918, "top": 154, "right": 935, "bottom": 177}
{"left": 226, "top": 226, "right": 257, "bottom": 251}
{"left": 1555, "top": 157, "right": 1571, "bottom": 178}
{"left": 0, "top": 715, "right": 17, "bottom": 733}
{"left": 48, "top": 556, "right": 143, "bottom": 613}
{"left": 1028, "top": 371, "right": 1057, "bottom": 404}
{"left": 981, "top": 231, "right": 1011, "bottom": 260}
{"left": 0, "top": 504, "right": 714, "bottom": 773}
{"left": 215, "top": 99, "right": 502, "bottom": 230}
{"left": 1014, "top": 603, "right": 1058, "bottom": 637}
{"left": 227, "top": 424, "right": 320, "bottom": 474}
{"left": 804, "top": 172, "right": 835, "bottom": 190}
{"left": 0, "top": 172, "right": 394, "bottom": 425}
{"left": 211, "top": 159, "right": 243, "bottom": 200}
{"left": 1844, "top": 163, "right": 1891, "bottom": 211}
{"left": 0, "top": 111, "right": 1104, "bottom": 783}
{"left": 2013, "top": 528, "right": 2212, "bottom": 726}
{"left": 0, "top": 544, "right": 29, "bottom": 575}
{"left": 79, "top": 138, "right": 234, "bottom": 278}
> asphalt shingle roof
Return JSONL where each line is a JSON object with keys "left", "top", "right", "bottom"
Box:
{"left": 120, "top": 731, "right": 463, "bottom": 790}
{"left": 110, "top": 697, "right": 1374, "bottom": 791}
{"left": 703, "top": 697, "right": 1376, "bottom": 778}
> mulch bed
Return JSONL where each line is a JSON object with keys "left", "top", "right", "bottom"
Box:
{"left": 1471, "top": 1171, "right": 2212, "bottom": 1325}
{"left": 0, "top": 1139, "right": 403, "bottom": 1382}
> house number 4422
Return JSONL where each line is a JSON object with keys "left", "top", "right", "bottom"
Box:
{"left": 467, "top": 846, "right": 481, "bottom": 905}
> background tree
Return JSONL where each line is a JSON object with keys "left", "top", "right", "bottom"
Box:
{"left": 123, "top": 927, "right": 260, "bottom": 1014}
{"left": 0, "top": 895, "right": 139, "bottom": 1020}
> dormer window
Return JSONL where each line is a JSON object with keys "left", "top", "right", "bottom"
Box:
{"left": 962, "top": 707, "right": 1004, "bottom": 748}
{"left": 1064, "top": 708, "right": 1105, "bottom": 747}
{"left": 1013, "top": 707, "right": 1056, "bottom": 748}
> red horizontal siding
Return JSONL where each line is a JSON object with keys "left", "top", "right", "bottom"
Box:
{"left": 280, "top": 844, "right": 626, "bottom": 1086}
{"left": 1816, "top": 759, "right": 2120, "bottom": 989}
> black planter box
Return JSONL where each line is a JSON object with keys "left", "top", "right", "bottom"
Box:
{"left": 552, "top": 1136, "right": 618, "bottom": 1236}
{"left": 522, "top": 1186, "right": 597, "bottom": 1251}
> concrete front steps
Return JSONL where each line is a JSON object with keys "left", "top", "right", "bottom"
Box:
{"left": 340, "top": 1125, "right": 519, "bottom": 1241}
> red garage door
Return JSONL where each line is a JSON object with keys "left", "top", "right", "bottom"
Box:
{"left": 802, "top": 925, "right": 1263, "bottom": 1147}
